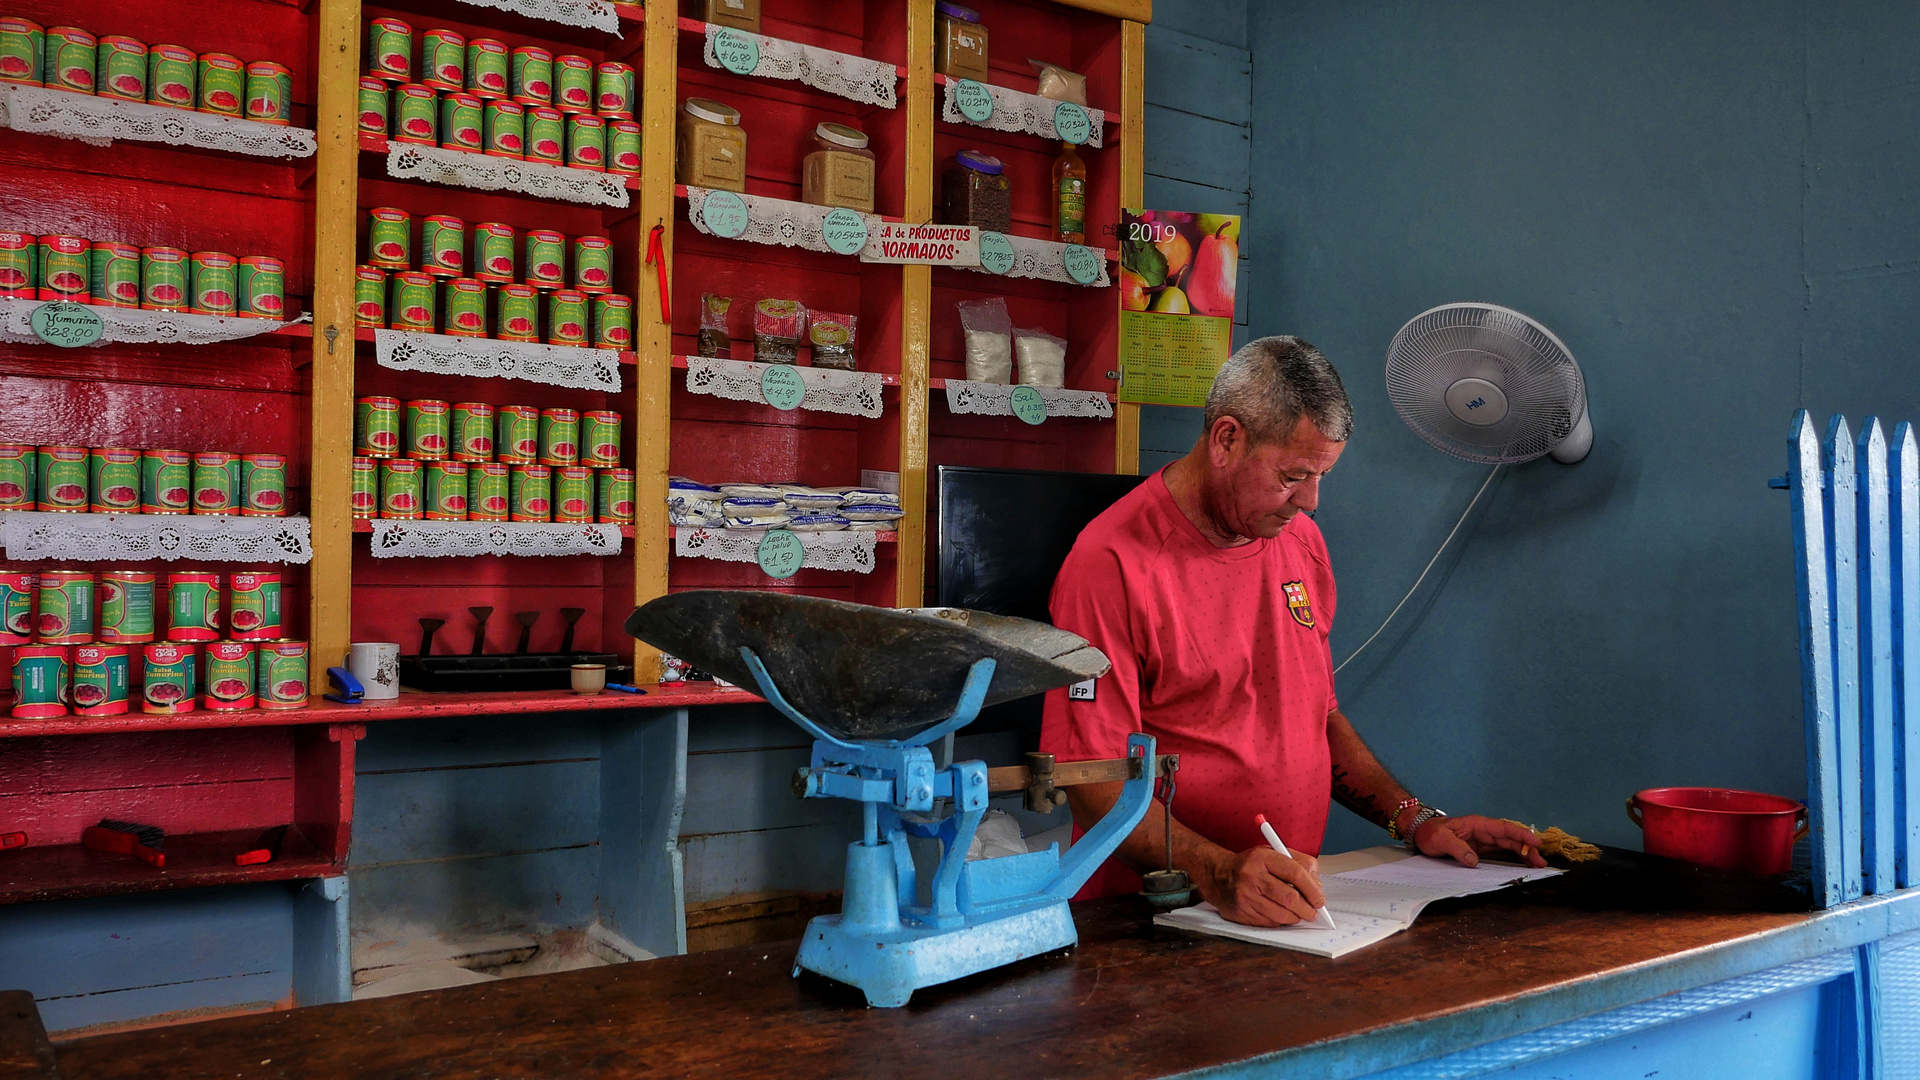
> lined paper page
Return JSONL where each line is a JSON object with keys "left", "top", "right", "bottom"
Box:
{"left": 1336, "top": 856, "right": 1561, "bottom": 894}
{"left": 1154, "top": 903, "right": 1403, "bottom": 959}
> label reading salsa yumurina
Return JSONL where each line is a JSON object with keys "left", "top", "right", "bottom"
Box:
{"left": 89, "top": 242, "right": 140, "bottom": 309}
{"left": 90, "top": 447, "right": 140, "bottom": 513}
{"left": 204, "top": 641, "right": 256, "bottom": 710}
{"left": 141, "top": 449, "right": 192, "bottom": 514}
{"left": 190, "top": 250, "right": 238, "bottom": 316}
{"left": 191, "top": 452, "right": 238, "bottom": 515}
{"left": 0, "top": 444, "right": 31, "bottom": 509}
{"left": 241, "top": 453, "right": 287, "bottom": 516}
{"left": 140, "top": 247, "right": 189, "bottom": 311}
{"left": 0, "top": 18, "right": 45, "bottom": 88}
{"left": 97, "top": 36, "right": 146, "bottom": 102}
{"left": 72, "top": 643, "right": 130, "bottom": 717}
{"left": 197, "top": 52, "right": 244, "bottom": 116}
{"left": 37, "top": 235, "right": 88, "bottom": 303}
{"left": 147, "top": 44, "right": 195, "bottom": 109}
{"left": 37, "top": 446, "right": 88, "bottom": 512}
{"left": 228, "top": 573, "right": 281, "bottom": 641}
{"left": 257, "top": 640, "right": 309, "bottom": 710}
{"left": 142, "top": 642, "right": 194, "bottom": 715}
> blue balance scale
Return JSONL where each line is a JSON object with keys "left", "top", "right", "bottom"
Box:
{"left": 627, "top": 591, "right": 1176, "bottom": 1008}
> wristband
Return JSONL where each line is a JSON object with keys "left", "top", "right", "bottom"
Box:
{"left": 1386, "top": 797, "right": 1421, "bottom": 841}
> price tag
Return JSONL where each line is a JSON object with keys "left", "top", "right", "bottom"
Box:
{"left": 821, "top": 208, "right": 869, "bottom": 256}
{"left": 713, "top": 28, "right": 760, "bottom": 75}
{"left": 953, "top": 79, "right": 995, "bottom": 123}
{"left": 1010, "top": 385, "right": 1048, "bottom": 426}
{"left": 700, "top": 189, "right": 751, "bottom": 239}
{"left": 760, "top": 364, "right": 806, "bottom": 410}
{"left": 757, "top": 528, "right": 805, "bottom": 579}
{"left": 30, "top": 302, "right": 103, "bottom": 348}
{"left": 1054, "top": 101, "right": 1094, "bottom": 146}
{"left": 1062, "top": 244, "right": 1102, "bottom": 285}
{"left": 977, "top": 231, "right": 1015, "bottom": 275}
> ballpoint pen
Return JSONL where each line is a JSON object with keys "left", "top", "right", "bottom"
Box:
{"left": 1257, "top": 813, "right": 1335, "bottom": 929}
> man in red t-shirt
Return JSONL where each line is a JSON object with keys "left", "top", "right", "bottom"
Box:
{"left": 1041, "top": 336, "right": 1544, "bottom": 927}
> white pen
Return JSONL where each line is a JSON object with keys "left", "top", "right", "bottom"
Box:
{"left": 1256, "top": 813, "right": 1336, "bottom": 929}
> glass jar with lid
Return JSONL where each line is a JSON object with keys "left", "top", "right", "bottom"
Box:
{"left": 934, "top": 3, "right": 990, "bottom": 83}
{"left": 676, "top": 96, "right": 747, "bottom": 193}
{"left": 802, "top": 123, "right": 876, "bottom": 213}
{"left": 942, "top": 150, "right": 1010, "bottom": 234}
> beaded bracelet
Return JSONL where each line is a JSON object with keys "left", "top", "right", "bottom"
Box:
{"left": 1386, "top": 797, "right": 1422, "bottom": 841}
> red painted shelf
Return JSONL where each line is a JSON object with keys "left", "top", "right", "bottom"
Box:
{"left": 676, "top": 17, "right": 909, "bottom": 79}
{"left": 670, "top": 354, "right": 900, "bottom": 386}
{"left": 359, "top": 133, "right": 640, "bottom": 191}
{"left": 0, "top": 827, "right": 337, "bottom": 905}
{"left": 350, "top": 325, "right": 636, "bottom": 365}
{"left": 352, "top": 519, "right": 634, "bottom": 535}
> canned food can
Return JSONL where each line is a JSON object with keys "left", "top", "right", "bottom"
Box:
{"left": 597, "top": 468, "right": 635, "bottom": 524}
{"left": 424, "top": 460, "right": 469, "bottom": 519}
{"left": 406, "top": 399, "right": 451, "bottom": 459}
{"left": 204, "top": 641, "right": 256, "bottom": 710}
{"left": 526, "top": 106, "right": 564, "bottom": 163}
{"left": 389, "top": 270, "right": 436, "bottom": 330}
{"left": 88, "top": 241, "right": 141, "bottom": 309}
{"left": 496, "top": 405, "right": 540, "bottom": 463}
{"left": 198, "top": 52, "right": 244, "bottom": 116}
{"left": 595, "top": 62, "right": 635, "bottom": 118}
{"left": 90, "top": 447, "right": 141, "bottom": 513}
{"left": 45, "top": 26, "right": 95, "bottom": 94}
{"left": 468, "top": 462, "right": 510, "bottom": 520}
{"left": 354, "top": 264, "right": 386, "bottom": 326}
{"left": 593, "top": 294, "right": 633, "bottom": 351}
{"left": 166, "top": 572, "right": 220, "bottom": 641}
{"left": 452, "top": 402, "right": 495, "bottom": 460}
{"left": 37, "top": 570, "right": 94, "bottom": 644}
{"left": 190, "top": 250, "right": 239, "bottom": 316}
{"left": 566, "top": 112, "right": 606, "bottom": 170}
{"left": 37, "top": 235, "right": 88, "bottom": 303}
{"left": 443, "top": 277, "right": 487, "bottom": 336}
{"left": 393, "top": 82, "right": 437, "bottom": 144}
{"left": 140, "top": 246, "right": 189, "bottom": 310}
{"left": 380, "top": 458, "right": 423, "bottom": 518}
{"left": 355, "top": 396, "right": 403, "bottom": 457}
{"left": 525, "top": 230, "right": 565, "bottom": 289}
{"left": 510, "top": 464, "right": 551, "bottom": 521}
{"left": 257, "top": 640, "right": 309, "bottom": 709}
{"left": 421, "top": 215, "right": 464, "bottom": 275}
{"left": 0, "top": 17, "right": 44, "bottom": 87}
{"left": 238, "top": 256, "right": 285, "bottom": 319}
{"left": 0, "top": 569, "right": 34, "bottom": 645}
{"left": 140, "top": 449, "right": 191, "bottom": 513}
{"left": 0, "top": 445, "right": 30, "bottom": 508}
{"left": 581, "top": 410, "right": 622, "bottom": 467}
{"left": 609, "top": 119, "right": 641, "bottom": 176}
{"left": 228, "top": 573, "right": 281, "bottom": 640}
{"left": 97, "top": 36, "right": 147, "bottom": 102}
{"left": 421, "top": 28, "right": 465, "bottom": 92}
{"left": 572, "top": 235, "right": 613, "bottom": 292}
{"left": 467, "top": 38, "right": 508, "bottom": 98}
{"left": 553, "top": 466, "right": 593, "bottom": 522}
{"left": 367, "top": 18, "right": 412, "bottom": 82}
{"left": 471, "top": 223, "right": 515, "bottom": 282}
{"left": 358, "top": 77, "right": 388, "bottom": 134}
{"left": 147, "top": 43, "right": 194, "bottom": 108}
{"left": 483, "top": 98, "right": 524, "bottom": 158}
{"left": 0, "top": 231, "right": 34, "bottom": 298}
{"left": 73, "top": 644, "right": 130, "bottom": 717}
{"left": 241, "top": 453, "right": 288, "bottom": 516}
{"left": 510, "top": 46, "right": 552, "bottom": 105}
{"left": 100, "top": 570, "right": 156, "bottom": 644}
{"left": 191, "top": 451, "right": 239, "bottom": 514}
{"left": 553, "top": 54, "right": 593, "bottom": 113}
{"left": 539, "top": 407, "right": 581, "bottom": 465}
{"left": 441, "top": 92, "right": 482, "bottom": 152}
{"left": 141, "top": 642, "right": 194, "bottom": 714}
{"left": 351, "top": 456, "right": 378, "bottom": 517}
{"left": 13, "top": 645, "right": 67, "bottom": 718}
{"left": 497, "top": 283, "right": 539, "bottom": 340}
{"left": 547, "top": 290, "right": 589, "bottom": 347}
{"left": 37, "top": 447, "right": 89, "bottom": 512}
{"left": 245, "top": 61, "right": 292, "bottom": 124}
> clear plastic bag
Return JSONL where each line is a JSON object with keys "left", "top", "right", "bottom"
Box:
{"left": 1029, "top": 59, "right": 1088, "bottom": 107}
{"left": 957, "top": 297, "right": 1013, "bottom": 383}
{"left": 1014, "top": 326, "right": 1068, "bottom": 388}
{"left": 752, "top": 299, "right": 808, "bottom": 364}
{"left": 698, "top": 294, "right": 733, "bottom": 358}
{"left": 809, "top": 311, "right": 858, "bottom": 370}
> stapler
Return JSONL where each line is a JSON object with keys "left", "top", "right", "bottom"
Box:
{"left": 325, "top": 667, "right": 364, "bottom": 704}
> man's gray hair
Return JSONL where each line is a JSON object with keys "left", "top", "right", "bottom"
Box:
{"left": 1202, "top": 335, "right": 1353, "bottom": 444}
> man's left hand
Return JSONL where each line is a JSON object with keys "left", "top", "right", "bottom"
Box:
{"left": 1414, "top": 815, "right": 1546, "bottom": 868}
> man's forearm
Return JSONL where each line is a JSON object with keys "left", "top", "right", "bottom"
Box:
{"left": 1327, "top": 708, "right": 1420, "bottom": 836}
{"left": 1064, "top": 781, "right": 1230, "bottom": 881}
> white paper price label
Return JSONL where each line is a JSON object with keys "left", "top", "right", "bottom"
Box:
{"left": 977, "top": 231, "right": 1015, "bottom": 275}
{"left": 1010, "top": 385, "right": 1047, "bottom": 426}
{"left": 757, "top": 528, "right": 805, "bottom": 578}
{"left": 713, "top": 29, "right": 760, "bottom": 75}
{"left": 1054, "top": 101, "right": 1094, "bottom": 145}
{"left": 821, "top": 208, "right": 869, "bottom": 255}
{"left": 700, "top": 189, "right": 751, "bottom": 238}
{"left": 760, "top": 364, "right": 805, "bottom": 410}
{"left": 30, "top": 302, "right": 103, "bottom": 348}
{"left": 1062, "top": 244, "right": 1102, "bottom": 285}
{"left": 953, "top": 79, "right": 994, "bottom": 122}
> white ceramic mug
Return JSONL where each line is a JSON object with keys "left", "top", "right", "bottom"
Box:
{"left": 571, "top": 663, "right": 606, "bottom": 695}
{"left": 347, "top": 642, "right": 402, "bottom": 700}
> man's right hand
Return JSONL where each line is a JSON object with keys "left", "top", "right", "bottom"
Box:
{"left": 1198, "top": 846, "right": 1326, "bottom": 927}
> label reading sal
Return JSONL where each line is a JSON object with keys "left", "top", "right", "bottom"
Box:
{"left": 1010, "top": 385, "right": 1048, "bottom": 426}
{"left": 31, "top": 302, "right": 104, "bottom": 348}
{"left": 859, "top": 222, "right": 982, "bottom": 267}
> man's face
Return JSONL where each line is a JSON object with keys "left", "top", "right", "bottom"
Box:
{"left": 1209, "top": 418, "right": 1346, "bottom": 539}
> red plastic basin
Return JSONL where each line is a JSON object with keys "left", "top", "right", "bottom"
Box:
{"left": 1627, "top": 787, "right": 1808, "bottom": 876}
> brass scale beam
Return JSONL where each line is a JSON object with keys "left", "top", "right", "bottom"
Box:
{"left": 985, "top": 753, "right": 1180, "bottom": 814}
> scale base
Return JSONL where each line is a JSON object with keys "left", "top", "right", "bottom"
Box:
{"left": 793, "top": 901, "right": 1078, "bottom": 1008}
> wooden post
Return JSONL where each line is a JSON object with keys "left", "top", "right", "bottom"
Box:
{"left": 894, "top": 0, "right": 935, "bottom": 608}
{"left": 1892, "top": 422, "right": 1920, "bottom": 888}
{"left": 1857, "top": 419, "right": 1896, "bottom": 894}
{"left": 1792, "top": 411, "right": 1843, "bottom": 908}
{"left": 1827, "top": 416, "right": 1865, "bottom": 902}
{"left": 631, "top": 9, "right": 680, "bottom": 675}
{"left": 1114, "top": 17, "right": 1147, "bottom": 475}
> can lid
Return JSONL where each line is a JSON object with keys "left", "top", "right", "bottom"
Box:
{"left": 955, "top": 149, "right": 1005, "bottom": 175}
{"left": 683, "top": 97, "right": 741, "bottom": 126}
{"left": 815, "top": 122, "right": 869, "bottom": 149}
{"left": 934, "top": 2, "right": 981, "bottom": 22}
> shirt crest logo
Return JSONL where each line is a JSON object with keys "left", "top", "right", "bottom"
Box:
{"left": 1282, "top": 581, "right": 1315, "bottom": 628}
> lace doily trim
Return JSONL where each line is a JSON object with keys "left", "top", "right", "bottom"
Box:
{"left": 972, "top": 233, "right": 1112, "bottom": 288}
{"left": 684, "top": 186, "right": 884, "bottom": 256}
{"left": 1, "top": 511, "right": 313, "bottom": 564}
{"left": 369, "top": 519, "right": 626, "bottom": 558}
{"left": 374, "top": 329, "right": 623, "bottom": 393}
{"left": 451, "top": 0, "right": 623, "bottom": 33}
{"left": 674, "top": 527, "right": 878, "bottom": 574}
{"left": 940, "top": 79, "right": 1107, "bottom": 149}
{"left": 0, "top": 298, "right": 309, "bottom": 347}
{"left": 387, "top": 144, "right": 630, "bottom": 209}
{"left": 0, "top": 84, "right": 317, "bottom": 159}
{"left": 701, "top": 25, "right": 898, "bottom": 109}
{"left": 684, "top": 357, "right": 884, "bottom": 418}
{"left": 942, "top": 380, "right": 1115, "bottom": 419}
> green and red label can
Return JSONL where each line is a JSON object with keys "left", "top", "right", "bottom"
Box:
{"left": 45, "top": 26, "right": 95, "bottom": 93}
{"left": 380, "top": 458, "right": 423, "bottom": 518}
{"left": 198, "top": 52, "right": 244, "bottom": 115}
{"left": 424, "top": 460, "right": 469, "bottom": 519}
{"left": 354, "top": 265, "right": 386, "bottom": 326}
{"left": 496, "top": 405, "right": 540, "bottom": 462}
{"left": 441, "top": 92, "right": 483, "bottom": 152}
{"left": 593, "top": 294, "right": 633, "bottom": 351}
{"left": 572, "top": 236, "right": 612, "bottom": 292}
{"left": 510, "top": 46, "right": 552, "bottom": 105}
{"left": 90, "top": 447, "right": 141, "bottom": 513}
{"left": 467, "top": 38, "right": 508, "bottom": 98}
{"left": 0, "top": 17, "right": 44, "bottom": 87}
{"left": 526, "top": 230, "right": 565, "bottom": 289}
{"left": 100, "top": 570, "right": 155, "bottom": 644}
{"left": 539, "top": 407, "right": 580, "bottom": 465}
{"left": 366, "top": 18, "right": 412, "bottom": 82}
{"left": 472, "top": 223, "right": 515, "bottom": 282}
{"left": 421, "top": 28, "right": 465, "bottom": 92}
{"left": 596, "top": 62, "right": 635, "bottom": 119}
{"left": 547, "top": 290, "right": 589, "bottom": 346}
{"left": 141, "top": 449, "right": 191, "bottom": 513}
{"left": 228, "top": 572, "right": 281, "bottom": 640}
{"left": 0, "top": 445, "right": 31, "bottom": 508}
{"left": 553, "top": 466, "right": 593, "bottom": 522}
{"left": 609, "top": 120, "right": 641, "bottom": 176}
{"left": 526, "top": 106, "right": 564, "bottom": 163}
{"left": 140, "top": 246, "right": 189, "bottom": 310}
{"left": 483, "top": 98, "right": 524, "bottom": 158}
{"left": 0, "top": 569, "right": 34, "bottom": 645}
{"left": 190, "top": 250, "right": 238, "bottom": 316}
{"left": 257, "top": 640, "right": 309, "bottom": 709}
{"left": 238, "top": 256, "right": 285, "bottom": 319}
{"left": 147, "top": 43, "right": 194, "bottom": 108}
{"left": 37, "top": 570, "right": 93, "bottom": 644}
{"left": 468, "top": 462, "right": 509, "bottom": 520}
{"left": 393, "top": 82, "right": 437, "bottom": 144}
{"left": 368, "top": 207, "right": 410, "bottom": 267}
{"left": 245, "top": 61, "right": 292, "bottom": 124}
{"left": 0, "top": 231, "right": 34, "bottom": 298}
{"left": 355, "top": 396, "right": 402, "bottom": 457}
{"left": 443, "top": 277, "right": 487, "bottom": 336}
{"left": 497, "top": 284, "right": 539, "bottom": 341}
{"left": 97, "top": 36, "right": 147, "bottom": 101}
{"left": 166, "top": 572, "right": 220, "bottom": 641}
{"left": 581, "top": 411, "right": 622, "bottom": 467}
{"left": 358, "top": 77, "right": 388, "bottom": 135}
{"left": 565, "top": 113, "right": 606, "bottom": 170}
{"left": 141, "top": 642, "right": 194, "bottom": 714}
{"left": 390, "top": 270, "right": 436, "bottom": 330}
{"left": 406, "top": 398, "right": 451, "bottom": 459}
{"left": 509, "top": 463, "right": 550, "bottom": 521}
{"left": 241, "top": 453, "right": 287, "bottom": 515}
{"left": 452, "top": 402, "right": 494, "bottom": 460}
{"left": 554, "top": 54, "right": 593, "bottom": 112}
{"left": 204, "top": 640, "right": 256, "bottom": 710}
{"left": 421, "top": 215, "right": 464, "bottom": 276}
{"left": 597, "top": 468, "right": 635, "bottom": 524}
{"left": 37, "top": 446, "right": 89, "bottom": 512}
{"left": 37, "top": 235, "right": 88, "bottom": 302}
{"left": 73, "top": 643, "right": 130, "bottom": 716}
{"left": 13, "top": 645, "right": 67, "bottom": 719}
{"left": 191, "top": 452, "right": 239, "bottom": 514}
{"left": 89, "top": 242, "right": 141, "bottom": 309}
{"left": 351, "top": 457, "right": 378, "bottom": 517}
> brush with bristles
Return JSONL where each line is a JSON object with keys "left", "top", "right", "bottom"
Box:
{"left": 82, "top": 819, "right": 166, "bottom": 868}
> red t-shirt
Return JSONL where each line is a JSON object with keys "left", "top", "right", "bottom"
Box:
{"left": 1040, "top": 470, "right": 1339, "bottom": 900}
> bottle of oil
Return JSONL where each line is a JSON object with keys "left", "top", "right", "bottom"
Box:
{"left": 1052, "top": 142, "right": 1087, "bottom": 245}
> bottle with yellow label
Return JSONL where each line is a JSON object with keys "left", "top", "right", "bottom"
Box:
{"left": 1052, "top": 141, "right": 1087, "bottom": 245}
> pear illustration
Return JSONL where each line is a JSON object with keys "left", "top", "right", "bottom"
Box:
{"left": 1187, "top": 222, "right": 1238, "bottom": 318}
{"left": 1150, "top": 285, "right": 1191, "bottom": 314}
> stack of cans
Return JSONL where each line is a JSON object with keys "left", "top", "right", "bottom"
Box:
{"left": 0, "top": 228, "right": 284, "bottom": 318}
{"left": 0, "top": 445, "right": 289, "bottom": 517}
{"left": 0, "top": 17, "right": 297, "bottom": 125}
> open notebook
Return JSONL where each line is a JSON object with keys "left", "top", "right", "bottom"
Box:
{"left": 1153, "top": 852, "right": 1563, "bottom": 958}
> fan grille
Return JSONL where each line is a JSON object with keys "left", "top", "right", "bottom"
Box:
{"left": 1385, "top": 304, "right": 1586, "bottom": 465}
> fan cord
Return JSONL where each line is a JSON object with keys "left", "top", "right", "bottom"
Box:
{"left": 1333, "top": 465, "right": 1501, "bottom": 675}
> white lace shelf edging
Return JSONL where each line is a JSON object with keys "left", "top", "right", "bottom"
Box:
{"left": 674, "top": 527, "right": 878, "bottom": 574}
{"left": 374, "top": 329, "right": 622, "bottom": 393}
{"left": 971, "top": 233, "right": 1112, "bottom": 288}
{"left": 369, "top": 519, "right": 625, "bottom": 558}
{"left": 387, "top": 143, "right": 630, "bottom": 208}
{"left": 1, "top": 511, "right": 313, "bottom": 564}
{"left": 702, "top": 25, "right": 897, "bottom": 109}
{"left": 684, "top": 186, "right": 884, "bottom": 255}
{"left": 943, "top": 380, "right": 1114, "bottom": 420}
{"left": 451, "top": 0, "right": 623, "bottom": 33}
{"left": 940, "top": 79, "right": 1106, "bottom": 149}
{"left": 0, "top": 297, "right": 309, "bottom": 347}
{"left": 0, "top": 83, "right": 316, "bottom": 158}
{"left": 684, "top": 357, "right": 884, "bottom": 418}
